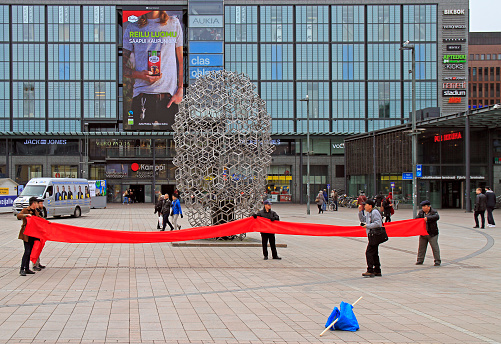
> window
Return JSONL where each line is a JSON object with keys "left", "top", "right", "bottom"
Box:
{"left": 486, "top": 54, "right": 491, "bottom": 60}
{"left": 48, "top": 44, "right": 81, "bottom": 80}
{"left": 481, "top": 54, "right": 485, "bottom": 60}
{"left": 469, "top": 54, "right": 474, "bottom": 60}
{"left": 332, "top": 6, "right": 365, "bottom": 42}
{"left": 225, "top": 6, "right": 258, "bottom": 42}
{"left": 260, "top": 6, "right": 293, "bottom": 42}
{"left": 15, "top": 164, "right": 43, "bottom": 184}
{"left": 12, "top": 6, "right": 45, "bottom": 42}
{"left": 83, "top": 44, "right": 116, "bottom": 80}
{"left": 51, "top": 165, "right": 78, "bottom": 178}
{"left": 47, "top": 6, "right": 80, "bottom": 42}
{"left": 296, "top": 6, "right": 329, "bottom": 42}
{"left": 336, "top": 165, "right": 345, "bottom": 178}
{"left": 475, "top": 54, "right": 479, "bottom": 60}
{"left": 84, "top": 82, "right": 116, "bottom": 118}
{"left": 83, "top": 6, "right": 116, "bottom": 42}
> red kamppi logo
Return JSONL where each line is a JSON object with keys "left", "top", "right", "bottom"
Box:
{"left": 131, "top": 163, "right": 139, "bottom": 172}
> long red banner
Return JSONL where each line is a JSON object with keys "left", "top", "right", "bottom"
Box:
{"left": 25, "top": 216, "right": 427, "bottom": 263}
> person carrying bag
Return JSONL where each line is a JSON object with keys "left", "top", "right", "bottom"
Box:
{"left": 358, "top": 199, "right": 387, "bottom": 278}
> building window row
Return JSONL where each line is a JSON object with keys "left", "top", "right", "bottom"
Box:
{"left": 470, "top": 53, "right": 501, "bottom": 61}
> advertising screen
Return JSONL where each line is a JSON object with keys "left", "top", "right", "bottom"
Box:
{"left": 122, "top": 7, "right": 185, "bottom": 131}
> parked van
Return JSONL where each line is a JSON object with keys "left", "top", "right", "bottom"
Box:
{"left": 13, "top": 178, "right": 91, "bottom": 218}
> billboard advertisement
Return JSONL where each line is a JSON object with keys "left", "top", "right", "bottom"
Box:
{"left": 122, "top": 7, "right": 185, "bottom": 131}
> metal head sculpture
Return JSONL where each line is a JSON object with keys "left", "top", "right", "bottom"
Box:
{"left": 173, "top": 70, "right": 273, "bottom": 227}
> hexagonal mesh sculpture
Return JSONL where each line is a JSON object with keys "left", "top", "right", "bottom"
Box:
{"left": 173, "top": 70, "right": 273, "bottom": 228}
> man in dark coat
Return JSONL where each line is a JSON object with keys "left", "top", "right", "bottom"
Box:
{"left": 415, "top": 200, "right": 441, "bottom": 266}
{"left": 375, "top": 191, "right": 384, "bottom": 208}
{"left": 485, "top": 186, "right": 496, "bottom": 228}
{"left": 381, "top": 195, "right": 393, "bottom": 223}
{"left": 161, "top": 194, "right": 174, "bottom": 231}
{"left": 17, "top": 197, "right": 40, "bottom": 276}
{"left": 474, "top": 188, "right": 487, "bottom": 229}
{"left": 253, "top": 200, "right": 281, "bottom": 260}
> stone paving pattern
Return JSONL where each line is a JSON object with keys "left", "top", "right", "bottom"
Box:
{"left": 0, "top": 203, "right": 499, "bottom": 344}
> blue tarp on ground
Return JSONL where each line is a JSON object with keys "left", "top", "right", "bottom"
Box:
{"left": 325, "top": 301, "right": 360, "bottom": 332}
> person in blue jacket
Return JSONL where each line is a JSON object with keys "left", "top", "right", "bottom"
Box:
{"left": 171, "top": 194, "right": 183, "bottom": 230}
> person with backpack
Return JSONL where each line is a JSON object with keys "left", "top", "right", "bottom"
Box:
{"left": 381, "top": 195, "right": 393, "bottom": 223}
{"left": 154, "top": 194, "right": 164, "bottom": 230}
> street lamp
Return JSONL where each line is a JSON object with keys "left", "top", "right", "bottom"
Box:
{"left": 300, "top": 95, "right": 310, "bottom": 215}
{"left": 400, "top": 41, "right": 418, "bottom": 218}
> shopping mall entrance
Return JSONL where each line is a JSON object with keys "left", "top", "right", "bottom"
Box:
{"left": 129, "top": 184, "right": 145, "bottom": 203}
{"left": 441, "top": 180, "right": 462, "bottom": 209}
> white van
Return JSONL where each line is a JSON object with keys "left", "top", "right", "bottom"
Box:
{"left": 13, "top": 178, "right": 91, "bottom": 218}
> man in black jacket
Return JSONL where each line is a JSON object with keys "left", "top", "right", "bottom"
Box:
{"left": 485, "top": 187, "right": 496, "bottom": 228}
{"left": 474, "top": 188, "right": 487, "bottom": 229}
{"left": 416, "top": 200, "right": 441, "bottom": 266}
{"left": 253, "top": 200, "right": 281, "bottom": 260}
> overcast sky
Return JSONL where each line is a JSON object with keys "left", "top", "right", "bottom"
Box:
{"left": 469, "top": 0, "right": 501, "bottom": 32}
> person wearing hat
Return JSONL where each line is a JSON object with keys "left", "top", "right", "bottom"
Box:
{"left": 17, "top": 197, "right": 40, "bottom": 276}
{"left": 416, "top": 200, "right": 441, "bottom": 266}
{"left": 33, "top": 198, "right": 47, "bottom": 271}
{"left": 253, "top": 200, "right": 281, "bottom": 260}
{"left": 358, "top": 199, "right": 383, "bottom": 277}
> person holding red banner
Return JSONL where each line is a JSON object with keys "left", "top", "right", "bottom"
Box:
{"left": 33, "top": 198, "right": 47, "bottom": 271}
{"left": 359, "top": 199, "right": 384, "bottom": 278}
{"left": 17, "top": 197, "right": 40, "bottom": 276}
{"left": 253, "top": 200, "right": 282, "bottom": 260}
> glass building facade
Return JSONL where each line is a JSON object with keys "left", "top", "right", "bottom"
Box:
{"left": 0, "top": 1, "right": 469, "bottom": 203}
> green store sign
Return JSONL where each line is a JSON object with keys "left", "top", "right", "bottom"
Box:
{"left": 443, "top": 55, "right": 467, "bottom": 63}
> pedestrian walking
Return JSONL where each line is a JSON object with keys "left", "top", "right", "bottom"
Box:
{"left": 33, "top": 198, "right": 46, "bottom": 271}
{"left": 123, "top": 190, "right": 129, "bottom": 205}
{"left": 474, "top": 188, "right": 487, "bottom": 229}
{"left": 161, "top": 194, "right": 174, "bottom": 231}
{"left": 322, "top": 189, "right": 328, "bottom": 212}
{"left": 381, "top": 195, "right": 393, "bottom": 223}
{"left": 485, "top": 186, "right": 496, "bottom": 228}
{"left": 375, "top": 191, "right": 384, "bottom": 208}
{"left": 357, "top": 191, "right": 367, "bottom": 215}
{"left": 253, "top": 200, "right": 281, "bottom": 260}
{"left": 154, "top": 194, "right": 164, "bottom": 229}
{"left": 415, "top": 200, "right": 441, "bottom": 266}
{"left": 17, "top": 197, "right": 40, "bottom": 276}
{"left": 171, "top": 194, "right": 183, "bottom": 230}
{"left": 315, "top": 190, "right": 325, "bottom": 214}
{"left": 358, "top": 199, "right": 383, "bottom": 277}
{"left": 331, "top": 189, "right": 338, "bottom": 211}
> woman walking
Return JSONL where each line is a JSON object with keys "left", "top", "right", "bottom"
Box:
{"left": 316, "top": 190, "right": 325, "bottom": 214}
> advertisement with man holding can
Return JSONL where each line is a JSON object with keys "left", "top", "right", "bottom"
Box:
{"left": 122, "top": 7, "right": 184, "bottom": 131}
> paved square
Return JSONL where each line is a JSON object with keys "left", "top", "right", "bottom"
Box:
{"left": 0, "top": 203, "right": 500, "bottom": 344}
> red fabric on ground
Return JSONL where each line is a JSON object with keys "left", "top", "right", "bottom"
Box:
{"left": 25, "top": 216, "right": 427, "bottom": 262}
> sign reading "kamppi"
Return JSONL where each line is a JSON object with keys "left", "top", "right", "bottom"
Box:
{"left": 443, "top": 82, "right": 466, "bottom": 89}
